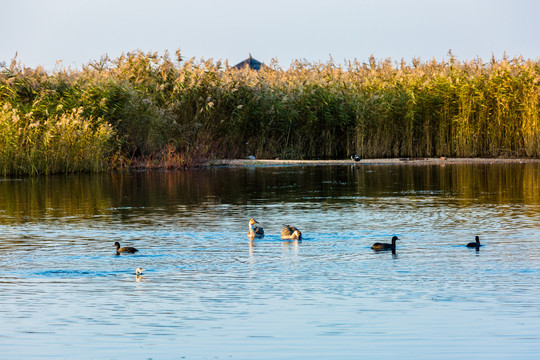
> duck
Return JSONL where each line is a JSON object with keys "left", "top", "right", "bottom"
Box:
{"left": 466, "top": 236, "right": 481, "bottom": 248}
{"left": 350, "top": 154, "right": 361, "bottom": 162}
{"left": 247, "top": 218, "right": 264, "bottom": 238}
{"left": 371, "top": 236, "right": 399, "bottom": 251}
{"left": 281, "top": 225, "right": 302, "bottom": 240}
{"left": 114, "top": 241, "right": 139, "bottom": 255}
{"left": 135, "top": 267, "right": 144, "bottom": 276}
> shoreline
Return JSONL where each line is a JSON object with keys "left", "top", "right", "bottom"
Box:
{"left": 205, "top": 157, "right": 540, "bottom": 167}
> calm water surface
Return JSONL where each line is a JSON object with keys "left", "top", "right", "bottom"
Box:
{"left": 1, "top": 164, "right": 539, "bottom": 359}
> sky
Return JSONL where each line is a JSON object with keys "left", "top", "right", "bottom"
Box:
{"left": 2, "top": 0, "right": 540, "bottom": 70}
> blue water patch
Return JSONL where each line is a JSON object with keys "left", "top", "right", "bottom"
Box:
{"left": 1, "top": 165, "right": 540, "bottom": 359}
{"left": 30, "top": 269, "right": 121, "bottom": 278}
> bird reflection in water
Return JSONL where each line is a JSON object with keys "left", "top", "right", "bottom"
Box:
{"left": 282, "top": 238, "right": 300, "bottom": 256}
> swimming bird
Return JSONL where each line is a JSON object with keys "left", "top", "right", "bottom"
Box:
{"left": 281, "top": 225, "right": 302, "bottom": 240}
{"left": 466, "top": 236, "right": 481, "bottom": 248}
{"left": 350, "top": 154, "right": 361, "bottom": 162}
{"left": 135, "top": 267, "right": 145, "bottom": 282}
{"left": 247, "top": 218, "right": 264, "bottom": 239}
{"left": 371, "top": 236, "right": 399, "bottom": 251}
{"left": 114, "top": 241, "right": 139, "bottom": 255}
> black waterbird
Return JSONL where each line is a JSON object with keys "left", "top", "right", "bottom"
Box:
{"left": 466, "top": 236, "right": 481, "bottom": 249}
{"left": 372, "top": 236, "right": 399, "bottom": 251}
{"left": 114, "top": 241, "right": 139, "bottom": 255}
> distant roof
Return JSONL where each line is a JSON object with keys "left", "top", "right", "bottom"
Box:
{"left": 233, "top": 54, "right": 262, "bottom": 70}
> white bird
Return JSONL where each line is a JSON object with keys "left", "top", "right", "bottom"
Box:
{"left": 350, "top": 154, "right": 361, "bottom": 162}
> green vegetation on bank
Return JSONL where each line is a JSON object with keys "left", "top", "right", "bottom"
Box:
{"left": 1, "top": 50, "right": 539, "bottom": 175}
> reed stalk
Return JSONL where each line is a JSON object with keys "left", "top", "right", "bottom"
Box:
{"left": 1, "top": 51, "right": 539, "bottom": 175}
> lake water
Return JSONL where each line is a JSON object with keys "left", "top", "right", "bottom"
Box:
{"left": 1, "top": 163, "right": 539, "bottom": 359}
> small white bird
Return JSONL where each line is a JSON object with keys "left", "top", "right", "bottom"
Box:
{"left": 135, "top": 267, "right": 145, "bottom": 282}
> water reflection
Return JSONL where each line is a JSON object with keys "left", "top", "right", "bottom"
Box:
{"left": 0, "top": 163, "right": 537, "bottom": 228}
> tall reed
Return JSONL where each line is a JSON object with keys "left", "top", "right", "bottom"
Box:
{"left": 0, "top": 103, "right": 115, "bottom": 176}
{"left": 1, "top": 50, "right": 539, "bottom": 175}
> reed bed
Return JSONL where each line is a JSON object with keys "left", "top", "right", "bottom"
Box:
{"left": 1, "top": 51, "right": 539, "bottom": 175}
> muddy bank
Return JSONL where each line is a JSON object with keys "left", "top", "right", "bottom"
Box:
{"left": 206, "top": 158, "right": 540, "bottom": 167}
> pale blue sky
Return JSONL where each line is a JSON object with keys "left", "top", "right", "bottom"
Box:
{"left": 2, "top": 0, "right": 539, "bottom": 69}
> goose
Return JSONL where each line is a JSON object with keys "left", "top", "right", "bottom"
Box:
{"left": 281, "top": 225, "right": 302, "bottom": 240}
{"left": 371, "top": 236, "right": 399, "bottom": 251}
{"left": 247, "top": 218, "right": 264, "bottom": 238}
{"left": 114, "top": 241, "right": 139, "bottom": 255}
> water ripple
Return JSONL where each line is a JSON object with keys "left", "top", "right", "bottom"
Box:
{"left": 0, "top": 165, "right": 539, "bottom": 358}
